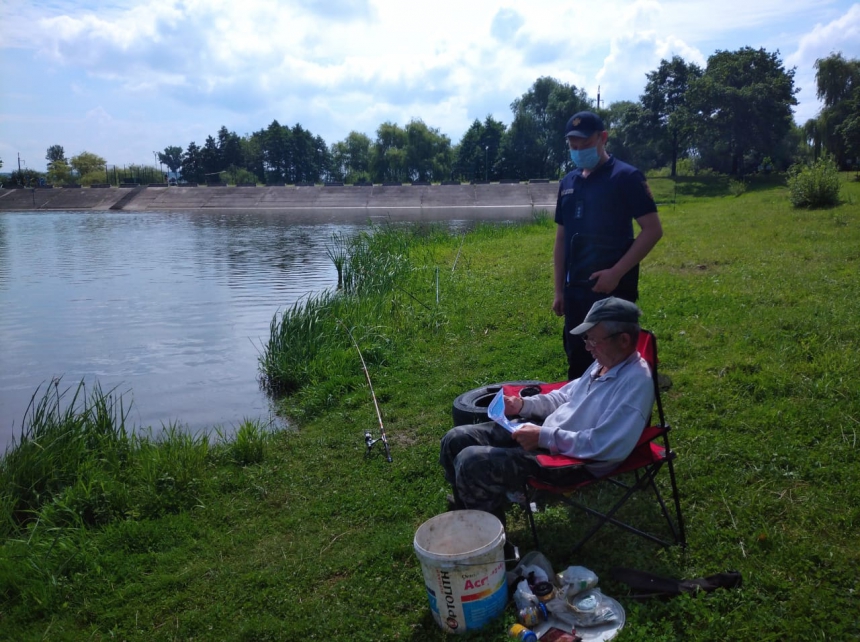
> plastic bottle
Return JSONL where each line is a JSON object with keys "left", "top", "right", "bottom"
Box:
{"left": 518, "top": 604, "right": 541, "bottom": 627}
{"left": 532, "top": 580, "right": 556, "bottom": 603}
{"left": 513, "top": 579, "right": 547, "bottom": 627}
{"left": 509, "top": 623, "right": 538, "bottom": 642}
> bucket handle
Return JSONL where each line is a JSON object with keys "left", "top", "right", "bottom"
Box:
{"left": 432, "top": 544, "right": 520, "bottom": 568}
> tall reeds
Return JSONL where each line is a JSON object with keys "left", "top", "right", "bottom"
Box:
{"left": 259, "top": 224, "right": 419, "bottom": 394}
{"left": 0, "top": 380, "right": 131, "bottom": 533}
{"left": 0, "top": 380, "right": 255, "bottom": 538}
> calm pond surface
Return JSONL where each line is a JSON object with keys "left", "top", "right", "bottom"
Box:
{"left": 0, "top": 210, "right": 476, "bottom": 451}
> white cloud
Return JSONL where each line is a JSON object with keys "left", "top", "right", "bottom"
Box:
{"left": 85, "top": 106, "right": 114, "bottom": 126}
{"left": 490, "top": 8, "right": 526, "bottom": 42}
{"left": 2, "top": 0, "right": 858, "bottom": 172}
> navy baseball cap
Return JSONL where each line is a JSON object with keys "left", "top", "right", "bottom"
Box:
{"left": 569, "top": 297, "right": 641, "bottom": 335}
{"left": 565, "top": 111, "right": 605, "bottom": 139}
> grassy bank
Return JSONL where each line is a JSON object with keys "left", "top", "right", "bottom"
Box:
{"left": 1, "top": 174, "right": 859, "bottom": 640}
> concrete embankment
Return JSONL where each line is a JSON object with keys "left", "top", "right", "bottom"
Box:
{"left": 0, "top": 182, "right": 559, "bottom": 220}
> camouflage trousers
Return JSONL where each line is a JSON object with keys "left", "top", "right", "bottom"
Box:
{"left": 439, "top": 421, "right": 593, "bottom": 513}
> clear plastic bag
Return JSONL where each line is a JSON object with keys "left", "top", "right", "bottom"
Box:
{"left": 506, "top": 550, "right": 555, "bottom": 587}
{"left": 558, "top": 565, "right": 599, "bottom": 596}
{"left": 566, "top": 588, "right": 619, "bottom": 627}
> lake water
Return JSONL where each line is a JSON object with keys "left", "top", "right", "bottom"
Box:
{"left": 0, "top": 210, "right": 376, "bottom": 451}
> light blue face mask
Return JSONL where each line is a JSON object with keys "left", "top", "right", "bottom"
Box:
{"left": 569, "top": 146, "right": 600, "bottom": 169}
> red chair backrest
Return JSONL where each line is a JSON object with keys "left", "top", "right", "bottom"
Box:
{"left": 636, "top": 329, "right": 656, "bottom": 372}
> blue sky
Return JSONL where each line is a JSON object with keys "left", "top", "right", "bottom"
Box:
{"left": 2, "top": 0, "right": 859, "bottom": 172}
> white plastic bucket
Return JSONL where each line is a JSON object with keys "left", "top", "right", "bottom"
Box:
{"left": 413, "top": 510, "right": 507, "bottom": 634}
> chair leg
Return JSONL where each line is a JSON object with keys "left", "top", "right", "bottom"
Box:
{"left": 665, "top": 456, "right": 687, "bottom": 547}
{"left": 521, "top": 488, "right": 540, "bottom": 551}
{"left": 565, "top": 465, "right": 679, "bottom": 552}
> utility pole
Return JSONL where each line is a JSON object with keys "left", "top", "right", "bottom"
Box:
{"left": 596, "top": 86, "right": 601, "bottom": 110}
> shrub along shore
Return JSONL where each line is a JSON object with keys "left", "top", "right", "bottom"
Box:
{"left": 1, "top": 174, "right": 859, "bottom": 640}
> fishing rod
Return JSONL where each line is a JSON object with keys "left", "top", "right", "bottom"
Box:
{"left": 338, "top": 320, "right": 392, "bottom": 463}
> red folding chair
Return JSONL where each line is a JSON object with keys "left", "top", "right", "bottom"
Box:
{"left": 503, "top": 330, "right": 686, "bottom": 554}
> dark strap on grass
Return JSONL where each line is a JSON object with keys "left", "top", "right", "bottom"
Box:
{"left": 610, "top": 567, "right": 742, "bottom": 599}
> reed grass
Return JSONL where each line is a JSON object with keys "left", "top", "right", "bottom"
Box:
{"left": 0, "top": 379, "right": 131, "bottom": 532}
{"left": 226, "top": 419, "right": 267, "bottom": 466}
{"left": 259, "top": 222, "right": 454, "bottom": 396}
{"left": 0, "top": 384, "right": 279, "bottom": 617}
{"left": 324, "top": 231, "right": 348, "bottom": 289}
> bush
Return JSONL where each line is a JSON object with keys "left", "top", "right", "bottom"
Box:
{"left": 787, "top": 156, "right": 841, "bottom": 208}
{"left": 223, "top": 165, "right": 258, "bottom": 185}
{"left": 80, "top": 170, "right": 109, "bottom": 186}
{"left": 728, "top": 178, "right": 747, "bottom": 197}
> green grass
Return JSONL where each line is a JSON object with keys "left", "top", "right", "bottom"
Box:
{"left": 1, "top": 175, "right": 859, "bottom": 640}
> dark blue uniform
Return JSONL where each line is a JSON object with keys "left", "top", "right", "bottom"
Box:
{"left": 556, "top": 156, "right": 657, "bottom": 378}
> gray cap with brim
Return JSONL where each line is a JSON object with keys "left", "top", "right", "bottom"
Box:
{"left": 569, "top": 297, "right": 642, "bottom": 335}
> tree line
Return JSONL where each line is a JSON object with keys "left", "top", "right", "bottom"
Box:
{"left": 5, "top": 48, "right": 858, "bottom": 188}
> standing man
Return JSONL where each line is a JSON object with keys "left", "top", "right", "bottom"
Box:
{"left": 553, "top": 111, "right": 663, "bottom": 379}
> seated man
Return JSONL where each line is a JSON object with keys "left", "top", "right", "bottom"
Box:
{"left": 439, "top": 297, "right": 655, "bottom": 527}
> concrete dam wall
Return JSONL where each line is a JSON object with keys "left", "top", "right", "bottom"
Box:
{"left": 0, "top": 182, "right": 559, "bottom": 221}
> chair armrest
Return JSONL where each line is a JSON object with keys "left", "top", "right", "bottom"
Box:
{"left": 535, "top": 425, "right": 665, "bottom": 470}
{"left": 535, "top": 453, "right": 587, "bottom": 468}
{"left": 502, "top": 381, "right": 567, "bottom": 397}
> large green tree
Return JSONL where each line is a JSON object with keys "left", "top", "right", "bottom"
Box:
{"left": 47, "top": 159, "right": 72, "bottom": 185}
{"left": 330, "top": 132, "right": 372, "bottom": 183}
{"left": 455, "top": 116, "right": 506, "bottom": 182}
{"left": 157, "top": 146, "right": 183, "bottom": 178}
{"left": 46, "top": 145, "right": 66, "bottom": 165}
{"left": 241, "top": 134, "right": 265, "bottom": 183}
{"left": 836, "top": 107, "right": 860, "bottom": 165}
{"left": 495, "top": 111, "right": 544, "bottom": 180}
{"left": 217, "top": 126, "right": 243, "bottom": 171}
{"left": 201, "top": 136, "right": 221, "bottom": 181}
{"left": 604, "top": 101, "right": 662, "bottom": 171}
{"left": 289, "top": 124, "right": 324, "bottom": 183}
{"left": 245, "top": 121, "right": 328, "bottom": 184}
{"left": 180, "top": 141, "right": 204, "bottom": 183}
{"left": 45, "top": 145, "right": 69, "bottom": 185}
{"left": 9, "top": 168, "right": 43, "bottom": 186}
{"left": 639, "top": 56, "right": 703, "bottom": 176}
{"left": 69, "top": 151, "right": 106, "bottom": 183}
{"left": 289, "top": 124, "right": 309, "bottom": 182}
{"left": 688, "top": 47, "right": 797, "bottom": 175}
{"left": 371, "top": 122, "right": 408, "bottom": 183}
{"left": 812, "top": 53, "right": 860, "bottom": 168}
{"left": 499, "top": 77, "right": 591, "bottom": 179}
{"left": 261, "top": 120, "right": 290, "bottom": 182}
{"left": 405, "top": 119, "right": 453, "bottom": 182}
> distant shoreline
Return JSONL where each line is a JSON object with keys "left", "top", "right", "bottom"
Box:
{"left": 0, "top": 182, "right": 559, "bottom": 219}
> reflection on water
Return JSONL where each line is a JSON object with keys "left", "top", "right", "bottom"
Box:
{"left": 0, "top": 210, "right": 365, "bottom": 450}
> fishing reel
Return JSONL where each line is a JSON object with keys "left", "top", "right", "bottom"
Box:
{"left": 364, "top": 430, "right": 392, "bottom": 462}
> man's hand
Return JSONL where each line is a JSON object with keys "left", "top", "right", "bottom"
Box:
{"left": 552, "top": 293, "right": 565, "bottom": 316}
{"left": 503, "top": 394, "right": 524, "bottom": 416}
{"left": 589, "top": 268, "right": 621, "bottom": 293}
{"left": 511, "top": 424, "right": 541, "bottom": 451}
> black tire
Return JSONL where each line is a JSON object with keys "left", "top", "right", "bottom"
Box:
{"left": 451, "top": 380, "right": 544, "bottom": 426}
